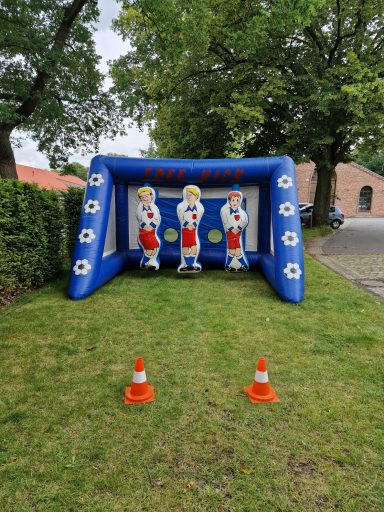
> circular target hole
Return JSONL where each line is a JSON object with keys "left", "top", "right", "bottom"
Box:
{"left": 208, "top": 229, "right": 223, "bottom": 243}
{"left": 163, "top": 228, "right": 179, "bottom": 243}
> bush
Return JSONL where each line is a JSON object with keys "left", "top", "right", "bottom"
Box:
{"left": 61, "top": 187, "right": 84, "bottom": 256}
{"left": 0, "top": 179, "right": 64, "bottom": 305}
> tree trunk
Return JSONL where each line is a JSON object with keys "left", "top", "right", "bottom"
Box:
{"left": 0, "top": 128, "right": 17, "bottom": 179}
{"left": 312, "top": 159, "right": 335, "bottom": 226}
{"left": 0, "top": 0, "right": 89, "bottom": 181}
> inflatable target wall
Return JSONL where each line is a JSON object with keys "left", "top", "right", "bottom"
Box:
{"left": 69, "top": 155, "right": 304, "bottom": 303}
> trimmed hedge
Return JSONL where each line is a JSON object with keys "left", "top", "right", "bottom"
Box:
{"left": 0, "top": 179, "right": 77, "bottom": 305}
{"left": 61, "top": 186, "right": 85, "bottom": 256}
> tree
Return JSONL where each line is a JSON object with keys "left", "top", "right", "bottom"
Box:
{"left": 139, "top": 140, "right": 157, "bottom": 158}
{"left": 146, "top": 81, "right": 230, "bottom": 159}
{"left": 0, "top": 0, "right": 122, "bottom": 179}
{"left": 60, "top": 161, "right": 88, "bottom": 181}
{"left": 355, "top": 152, "right": 384, "bottom": 176}
{"left": 112, "top": 0, "right": 384, "bottom": 225}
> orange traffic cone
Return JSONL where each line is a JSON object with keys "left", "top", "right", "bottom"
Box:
{"left": 124, "top": 357, "right": 155, "bottom": 404}
{"left": 244, "top": 357, "right": 279, "bottom": 403}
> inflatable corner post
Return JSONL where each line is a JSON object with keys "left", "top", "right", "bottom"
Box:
{"left": 68, "top": 155, "right": 304, "bottom": 303}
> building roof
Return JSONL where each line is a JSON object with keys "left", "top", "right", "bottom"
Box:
{"left": 16, "top": 164, "right": 86, "bottom": 191}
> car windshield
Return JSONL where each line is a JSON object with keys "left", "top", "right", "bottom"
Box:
{"left": 301, "top": 206, "right": 339, "bottom": 214}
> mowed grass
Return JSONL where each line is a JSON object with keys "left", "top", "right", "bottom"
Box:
{"left": 1, "top": 251, "right": 383, "bottom": 511}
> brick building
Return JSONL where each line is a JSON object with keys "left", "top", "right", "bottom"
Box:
{"left": 296, "top": 161, "right": 384, "bottom": 217}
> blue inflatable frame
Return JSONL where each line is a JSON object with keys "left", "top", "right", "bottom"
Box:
{"left": 69, "top": 155, "right": 304, "bottom": 302}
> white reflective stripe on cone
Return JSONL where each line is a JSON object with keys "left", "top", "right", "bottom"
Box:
{"left": 133, "top": 370, "right": 147, "bottom": 383}
{"left": 255, "top": 370, "right": 268, "bottom": 383}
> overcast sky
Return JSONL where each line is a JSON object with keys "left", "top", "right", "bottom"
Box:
{"left": 13, "top": 0, "right": 149, "bottom": 170}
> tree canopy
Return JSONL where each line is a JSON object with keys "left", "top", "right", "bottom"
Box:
{"left": 112, "top": 0, "right": 384, "bottom": 225}
{"left": 0, "top": 0, "right": 122, "bottom": 179}
{"left": 60, "top": 161, "right": 88, "bottom": 181}
{"left": 355, "top": 152, "right": 384, "bottom": 176}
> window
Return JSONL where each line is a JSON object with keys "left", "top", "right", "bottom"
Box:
{"left": 358, "top": 186, "right": 372, "bottom": 211}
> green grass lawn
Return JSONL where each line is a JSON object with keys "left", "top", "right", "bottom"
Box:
{"left": 1, "top": 245, "right": 383, "bottom": 511}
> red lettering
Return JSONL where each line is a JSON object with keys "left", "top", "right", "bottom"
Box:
{"left": 221, "top": 169, "right": 232, "bottom": 181}
{"left": 154, "top": 168, "right": 165, "bottom": 179}
{"left": 144, "top": 167, "right": 152, "bottom": 179}
{"left": 212, "top": 170, "right": 221, "bottom": 180}
{"left": 233, "top": 168, "right": 245, "bottom": 181}
{"left": 177, "top": 169, "right": 186, "bottom": 181}
{"left": 200, "top": 169, "right": 211, "bottom": 183}
{"left": 166, "top": 168, "right": 176, "bottom": 181}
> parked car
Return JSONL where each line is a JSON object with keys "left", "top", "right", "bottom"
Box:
{"left": 300, "top": 204, "right": 345, "bottom": 229}
{"left": 299, "top": 202, "right": 312, "bottom": 210}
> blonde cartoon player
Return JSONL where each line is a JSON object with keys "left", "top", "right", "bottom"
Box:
{"left": 136, "top": 186, "right": 161, "bottom": 270}
{"left": 220, "top": 190, "right": 249, "bottom": 271}
{"left": 177, "top": 185, "right": 204, "bottom": 272}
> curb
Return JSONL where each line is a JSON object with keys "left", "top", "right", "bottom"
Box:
{"left": 304, "top": 230, "right": 337, "bottom": 256}
{"left": 305, "top": 229, "right": 384, "bottom": 300}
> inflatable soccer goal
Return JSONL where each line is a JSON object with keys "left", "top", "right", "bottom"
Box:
{"left": 68, "top": 155, "right": 304, "bottom": 302}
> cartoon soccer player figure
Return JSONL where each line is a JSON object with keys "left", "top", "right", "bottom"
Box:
{"left": 136, "top": 186, "right": 161, "bottom": 270}
{"left": 220, "top": 190, "right": 249, "bottom": 271}
{"left": 177, "top": 185, "right": 204, "bottom": 272}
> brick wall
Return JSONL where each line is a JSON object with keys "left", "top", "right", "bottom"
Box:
{"left": 295, "top": 162, "right": 314, "bottom": 204}
{"left": 295, "top": 161, "right": 384, "bottom": 217}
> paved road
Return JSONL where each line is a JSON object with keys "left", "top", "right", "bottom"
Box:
{"left": 306, "top": 218, "right": 384, "bottom": 299}
{"left": 323, "top": 218, "right": 384, "bottom": 254}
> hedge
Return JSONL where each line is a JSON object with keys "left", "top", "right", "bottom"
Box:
{"left": 61, "top": 186, "right": 85, "bottom": 256}
{"left": 0, "top": 179, "right": 84, "bottom": 306}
